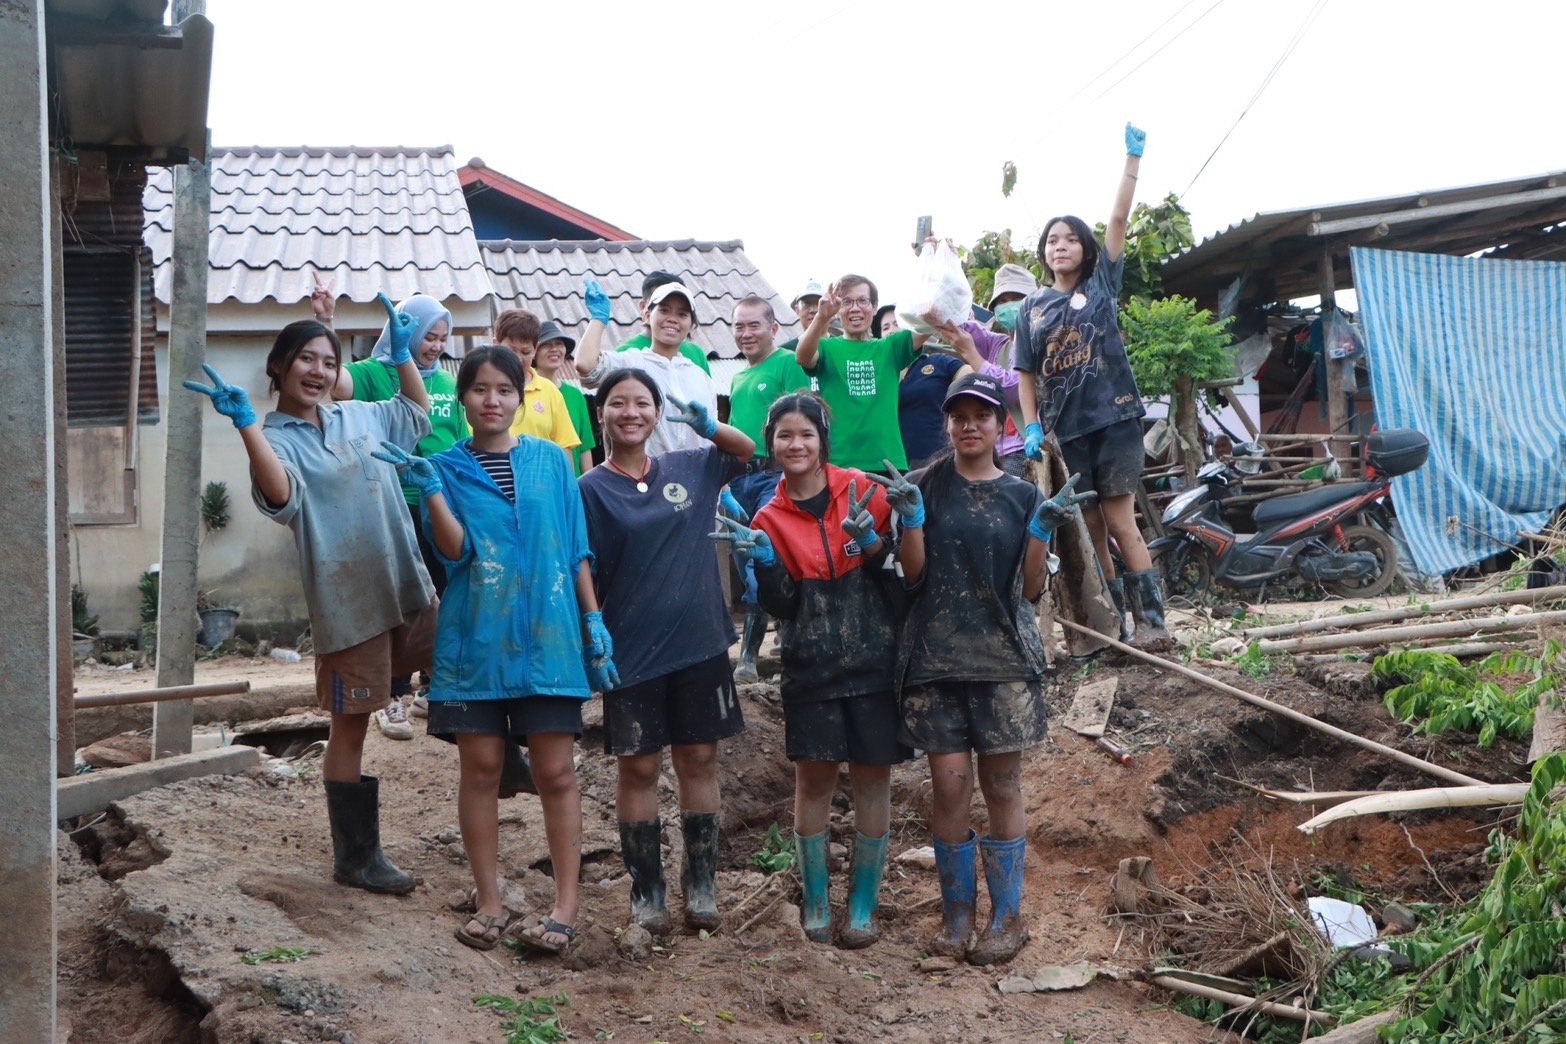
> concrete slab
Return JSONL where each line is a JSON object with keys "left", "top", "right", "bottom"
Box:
{"left": 57, "top": 745, "right": 259, "bottom": 820}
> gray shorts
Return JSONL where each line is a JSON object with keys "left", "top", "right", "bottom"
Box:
{"left": 784, "top": 692, "right": 912, "bottom": 766}
{"left": 900, "top": 679, "right": 1048, "bottom": 756}
{"left": 1060, "top": 419, "right": 1144, "bottom": 498}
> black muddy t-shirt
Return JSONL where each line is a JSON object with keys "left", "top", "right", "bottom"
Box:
{"left": 1012, "top": 253, "right": 1147, "bottom": 443}
{"left": 900, "top": 469, "right": 1048, "bottom": 687}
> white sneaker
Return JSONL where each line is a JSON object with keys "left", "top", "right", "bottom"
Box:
{"left": 410, "top": 691, "right": 429, "bottom": 719}
{"left": 374, "top": 699, "right": 414, "bottom": 740}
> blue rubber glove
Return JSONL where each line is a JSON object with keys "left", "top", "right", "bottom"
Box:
{"left": 584, "top": 279, "right": 612, "bottom": 324}
{"left": 839, "top": 480, "right": 880, "bottom": 552}
{"left": 1024, "top": 422, "right": 1045, "bottom": 461}
{"left": 1029, "top": 472, "right": 1098, "bottom": 541}
{"left": 183, "top": 363, "right": 257, "bottom": 429}
{"left": 865, "top": 460, "right": 924, "bottom": 529}
{"left": 719, "top": 489, "right": 750, "bottom": 524}
{"left": 1125, "top": 122, "right": 1146, "bottom": 158}
{"left": 377, "top": 292, "right": 419, "bottom": 366}
{"left": 370, "top": 441, "right": 443, "bottom": 499}
{"left": 667, "top": 393, "right": 718, "bottom": 438}
{"left": 586, "top": 655, "right": 620, "bottom": 692}
{"left": 710, "top": 516, "right": 776, "bottom": 567}
{"left": 582, "top": 610, "right": 613, "bottom": 662}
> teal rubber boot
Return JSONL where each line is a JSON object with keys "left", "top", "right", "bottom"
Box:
{"left": 929, "top": 830, "right": 977, "bottom": 958}
{"left": 794, "top": 830, "right": 832, "bottom": 943}
{"left": 838, "top": 831, "right": 889, "bottom": 950}
{"left": 969, "top": 835, "right": 1029, "bottom": 966}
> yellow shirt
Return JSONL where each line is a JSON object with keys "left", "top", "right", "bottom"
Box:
{"left": 509, "top": 373, "right": 580, "bottom": 450}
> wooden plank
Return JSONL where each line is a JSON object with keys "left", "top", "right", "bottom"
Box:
{"left": 56, "top": 745, "right": 259, "bottom": 820}
{"left": 1529, "top": 690, "right": 1566, "bottom": 764}
{"left": 1060, "top": 675, "right": 1119, "bottom": 738}
{"left": 1244, "top": 584, "right": 1566, "bottom": 638}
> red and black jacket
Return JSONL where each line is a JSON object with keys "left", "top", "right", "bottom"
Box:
{"left": 752, "top": 465, "right": 901, "bottom": 705}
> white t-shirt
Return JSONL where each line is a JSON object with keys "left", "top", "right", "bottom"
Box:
{"left": 584, "top": 347, "right": 719, "bottom": 456}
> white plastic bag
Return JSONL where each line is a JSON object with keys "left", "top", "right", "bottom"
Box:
{"left": 897, "top": 242, "right": 973, "bottom": 335}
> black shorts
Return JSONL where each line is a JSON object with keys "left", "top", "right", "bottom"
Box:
{"left": 426, "top": 695, "right": 584, "bottom": 740}
{"left": 901, "top": 679, "right": 1048, "bottom": 756}
{"left": 783, "top": 692, "right": 913, "bottom": 766}
{"left": 602, "top": 653, "right": 745, "bottom": 756}
{"left": 1060, "top": 419, "right": 1144, "bottom": 498}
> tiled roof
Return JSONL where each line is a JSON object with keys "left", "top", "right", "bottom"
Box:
{"left": 458, "top": 158, "right": 636, "bottom": 240}
{"left": 143, "top": 146, "right": 494, "bottom": 306}
{"left": 480, "top": 239, "right": 801, "bottom": 360}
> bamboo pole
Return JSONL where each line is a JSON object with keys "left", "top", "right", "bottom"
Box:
{"left": 74, "top": 680, "right": 251, "bottom": 710}
{"left": 1293, "top": 640, "right": 1528, "bottom": 666}
{"left": 1056, "top": 619, "right": 1485, "bottom": 786}
{"left": 1256, "top": 611, "right": 1566, "bottom": 654}
{"left": 1245, "top": 585, "right": 1566, "bottom": 638}
{"left": 1297, "top": 784, "right": 1529, "bottom": 834}
{"left": 1150, "top": 975, "right": 1336, "bottom": 1026}
{"left": 1256, "top": 433, "right": 1362, "bottom": 443}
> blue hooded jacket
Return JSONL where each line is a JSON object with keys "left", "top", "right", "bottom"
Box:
{"left": 372, "top": 294, "right": 452, "bottom": 378}
{"left": 423, "top": 437, "right": 594, "bottom": 701}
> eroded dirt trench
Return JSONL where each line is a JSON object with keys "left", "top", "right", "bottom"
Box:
{"left": 56, "top": 649, "right": 1525, "bottom": 1043}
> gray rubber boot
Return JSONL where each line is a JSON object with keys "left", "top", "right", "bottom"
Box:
{"left": 619, "top": 819, "right": 671, "bottom": 934}
{"left": 324, "top": 774, "right": 416, "bottom": 895}
{"left": 734, "top": 606, "right": 767, "bottom": 683}
{"left": 680, "top": 811, "right": 721, "bottom": 931}
{"left": 1126, "top": 569, "right": 1174, "bottom": 651}
{"left": 1105, "top": 576, "right": 1135, "bottom": 643}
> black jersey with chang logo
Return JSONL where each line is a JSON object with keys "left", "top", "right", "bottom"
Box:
{"left": 1012, "top": 253, "right": 1146, "bottom": 443}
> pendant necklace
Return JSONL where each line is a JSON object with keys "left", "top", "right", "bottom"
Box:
{"left": 607, "top": 456, "right": 651, "bottom": 493}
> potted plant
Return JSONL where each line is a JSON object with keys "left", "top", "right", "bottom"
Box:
{"left": 196, "top": 480, "right": 241, "bottom": 647}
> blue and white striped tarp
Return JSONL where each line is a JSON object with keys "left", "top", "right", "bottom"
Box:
{"left": 1351, "top": 247, "right": 1566, "bottom": 575}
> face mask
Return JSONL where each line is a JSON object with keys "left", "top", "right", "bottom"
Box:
{"left": 992, "top": 301, "right": 1021, "bottom": 332}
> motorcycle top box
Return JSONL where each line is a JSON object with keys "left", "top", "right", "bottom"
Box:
{"left": 1366, "top": 429, "right": 1429, "bottom": 477}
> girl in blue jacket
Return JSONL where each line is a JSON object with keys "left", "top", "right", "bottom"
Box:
{"left": 382, "top": 345, "right": 617, "bottom": 955}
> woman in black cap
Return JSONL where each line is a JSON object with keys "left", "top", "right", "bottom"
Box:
{"left": 534, "top": 318, "right": 598, "bottom": 476}
{"left": 873, "top": 372, "right": 1093, "bottom": 966}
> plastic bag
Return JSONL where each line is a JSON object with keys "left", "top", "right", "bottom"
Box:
{"left": 896, "top": 241, "right": 973, "bottom": 335}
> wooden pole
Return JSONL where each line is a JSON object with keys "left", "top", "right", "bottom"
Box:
{"left": 1056, "top": 619, "right": 1486, "bottom": 786}
{"left": 1256, "top": 611, "right": 1566, "bottom": 654}
{"left": 1245, "top": 584, "right": 1566, "bottom": 638}
{"left": 74, "top": 680, "right": 251, "bottom": 710}
{"left": 1150, "top": 975, "right": 1336, "bottom": 1026}
{"left": 1293, "top": 641, "right": 1528, "bottom": 666}
{"left": 1319, "top": 243, "right": 1349, "bottom": 462}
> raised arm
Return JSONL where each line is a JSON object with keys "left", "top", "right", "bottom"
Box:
{"left": 183, "top": 364, "right": 291, "bottom": 508}
{"left": 795, "top": 281, "right": 841, "bottom": 371}
{"left": 668, "top": 394, "right": 756, "bottom": 460}
{"left": 376, "top": 292, "right": 430, "bottom": 412}
{"left": 1104, "top": 122, "right": 1144, "bottom": 263}
{"left": 573, "top": 280, "right": 612, "bottom": 379}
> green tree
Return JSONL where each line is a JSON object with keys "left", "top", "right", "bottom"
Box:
{"left": 957, "top": 229, "right": 1042, "bottom": 314}
{"left": 1120, "top": 295, "right": 1233, "bottom": 479}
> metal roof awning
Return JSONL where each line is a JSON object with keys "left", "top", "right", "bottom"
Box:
{"left": 1162, "top": 170, "right": 1566, "bottom": 307}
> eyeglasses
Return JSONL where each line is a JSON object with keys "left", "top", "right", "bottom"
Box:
{"left": 841, "top": 297, "right": 873, "bottom": 310}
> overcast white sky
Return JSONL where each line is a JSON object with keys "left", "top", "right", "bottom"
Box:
{"left": 204, "top": 0, "right": 1566, "bottom": 308}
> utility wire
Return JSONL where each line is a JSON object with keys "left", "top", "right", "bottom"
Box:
{"left": 1032, "top": 0, "right": 1207, "bottom": 126}
{"left": 1184, "top": 0, "right": 1330, "bottom": 195}
{"left": 1077, "top": 0, "right": 1230, "bottom": 112}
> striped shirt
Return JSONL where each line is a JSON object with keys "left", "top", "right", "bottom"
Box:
{"left": 468, "top": 446, "right": 515, "bottom": 501}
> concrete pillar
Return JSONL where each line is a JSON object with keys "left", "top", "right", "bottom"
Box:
{"left": 0, "top": 1, "right": 60, "bottom": 1040}
{"left": 53, "top": 153, "right": 75, "bottom": 775}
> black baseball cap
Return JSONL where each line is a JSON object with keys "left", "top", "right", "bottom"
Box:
{"left": 942, "top": 372, "right": 1005, "bottom": 411}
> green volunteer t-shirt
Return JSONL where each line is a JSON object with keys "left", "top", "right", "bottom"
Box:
{"left": 559, "top": 380, "right": 597, "bottom": 476}
{"left": 804, "top": 329, "right": 918, "bottom": 471}
{"left": 616, "top": 334, "right": 711, "bottom": 375}
{"left": 728, "top": 348, "right": 811, "bottom": 450}
{"left": 346, "top": 359, "right": 465, "bottom": 504}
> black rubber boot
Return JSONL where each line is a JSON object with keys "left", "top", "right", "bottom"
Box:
{"left": 680, "top": 811, "right": 721, "bottom": 931}
{"left": 497, "top": 741, "right": 537, "bottom": 799}
{"left": 734, "top": 607, "right": 767, "bottom": 683}
{"left": 619, "top": 819, "right": 671, "bottom": 934}
{"left": 1126, "top": 569, "right": 1174, "bottom": 651}
{"left": 324, "top": 774, "right": 416, "bottom": 895}
{"left": 1105, "top": 576, "right": 1135, "bottom": 643}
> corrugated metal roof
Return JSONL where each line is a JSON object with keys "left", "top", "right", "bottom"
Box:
{"left": 1162, "top": 169, "right": 1566, "bottom": 306}
{"left": 481, "top": 239, "right": 801, "bottom": 361}
{"left": 143, "top": 146, "right": 495, "bottom": 307}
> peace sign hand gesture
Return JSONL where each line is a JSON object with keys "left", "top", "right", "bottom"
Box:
{"left": 310, "top": 272, "right": 336, "bottom": 323}
{"left": 182, "top": 363, "right": 257, "bottom": 429}
{"left": 370, "top": 440, "right": 443, "bottom": 499}
{"left": 839, "top": 479, "right": 880, "bottom": 552}
{"left": 1029, "top": 472, "right": 1097, "bottom": 540}
{"left": 667, "top": 393, "right": 718, "bottom": 438}
{"left": 377, "top": 292, "right": 419, "bottom": 366}
{"left": 709, "top": 515, "right": 776, "bottom": 567}
{"left": 864, "top": 460, "right": 925, "bottom": 529}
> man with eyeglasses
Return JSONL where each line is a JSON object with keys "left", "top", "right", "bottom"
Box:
{"left": 795, "top": 274, "right": 926, "bottom": 474}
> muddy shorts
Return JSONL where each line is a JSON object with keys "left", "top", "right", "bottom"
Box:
{"left": 314, "top": 602, "right": 437, "bottom": 715}
{"left": 602, "top": 652, "right": 745, "bottom": 756}
{"left": 784, "top": 691, "right": 912, "bottom": 766}
{"left": 900, "top": 679, "right": 1048, "bottom": 756}
{"left": 426, "top": 695, "right": 584, "bottom": 741}
{"left": 1060, "top": 419, "right": 1144, "bottom": 499}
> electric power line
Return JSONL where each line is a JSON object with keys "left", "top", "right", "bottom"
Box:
{"left": 1077, "top": 0, "right": 1230, "bottom": 112}
{"left": 1032, "top": 0, "right": 1207, "bottom": 127}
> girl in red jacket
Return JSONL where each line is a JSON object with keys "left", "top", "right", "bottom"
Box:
{"left": 712, "top": 393, "right": 908, "bottom": 949}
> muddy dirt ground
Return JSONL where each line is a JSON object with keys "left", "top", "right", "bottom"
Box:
{"left": 57, "top": 610, "right": 1532, "bottom": 1044}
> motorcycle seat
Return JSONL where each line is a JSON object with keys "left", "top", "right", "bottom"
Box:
{"left": 1251, "top": 481, "right": 1380, "bottom": 526}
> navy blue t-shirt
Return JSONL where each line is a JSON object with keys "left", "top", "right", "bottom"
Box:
{"left": 1012, "top": 253, "right": 1146, "bottom": 443}
{"left": 898, "top": 352, "right": 966, "bottom": 463}
{"left": 578, "top": 446, "right": 745, "bottom": 688}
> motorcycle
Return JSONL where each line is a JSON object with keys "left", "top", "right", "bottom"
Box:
{"left": 1149, "top": 429, "right": 1429, "bottom": 599}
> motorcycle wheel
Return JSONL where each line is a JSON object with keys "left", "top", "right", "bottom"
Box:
{"left": 1321, "top": 523, "right": 1399, "bottom": 598}
{"left": 1154, "top": 541, "right": 1212, "bottom": 606}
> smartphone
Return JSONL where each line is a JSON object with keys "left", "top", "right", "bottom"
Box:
{"left": 915, "top": 215, "right": 932, "bottom": 245}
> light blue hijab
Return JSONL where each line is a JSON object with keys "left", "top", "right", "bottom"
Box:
{"left": 370, "top": 294, "right": 452, "bottom": 378}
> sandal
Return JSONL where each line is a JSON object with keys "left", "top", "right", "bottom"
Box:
{"left": 455, "top": 911, "right": 510, "bottom": 951}
{"left": 511, "top": 917, "right": 576, "bottom": 956}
